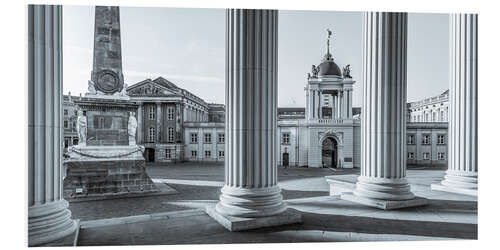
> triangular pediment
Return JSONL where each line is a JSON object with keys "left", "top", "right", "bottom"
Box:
{"left": 126, "top": 78, "right": 180, "bottom": 97}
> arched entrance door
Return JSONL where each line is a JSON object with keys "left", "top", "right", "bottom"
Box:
{"left": 282, "top": 152, "right": 289, "bottom": 167}
{"left": 322, "top": 137, "right": 338, "bottom": 168}
{"left": 144, "top": 148, "right": 155, "bottom": 162}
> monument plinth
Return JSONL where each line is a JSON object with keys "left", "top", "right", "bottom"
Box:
{"left": 63, "top": 6, "right": 159, "bottom": 200}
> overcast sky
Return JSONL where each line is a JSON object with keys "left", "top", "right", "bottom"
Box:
{"left": 63, "top": 6, "right": 449, "bottom": 107}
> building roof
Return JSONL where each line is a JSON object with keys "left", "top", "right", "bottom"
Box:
{"left": 318, "top": 59, "right": 342, "bottom": 77}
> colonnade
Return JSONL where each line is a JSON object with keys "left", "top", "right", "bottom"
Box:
{"left": 27, "top": 6, "right": 478, "bottom": 245}
{"left": 307, "top": 89, "right": 353, "bottom": 119}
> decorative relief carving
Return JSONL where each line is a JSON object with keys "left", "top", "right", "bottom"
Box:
{"left": 128, "top": 83, "right": 173, "bottom": 97}
{"left": 319, "top": 130, "right": 343, "bottom": 145}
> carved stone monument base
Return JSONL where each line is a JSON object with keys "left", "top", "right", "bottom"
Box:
{"left": 63, "top": 145, "right": 160, "bottom": 200}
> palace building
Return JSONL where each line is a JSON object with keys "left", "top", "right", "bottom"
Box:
{"left": 63, "top": 40, "right": 449, "bottom": 168}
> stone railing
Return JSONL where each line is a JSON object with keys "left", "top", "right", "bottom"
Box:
{"left": 408, "top": 94, "right": 449, "bottom": 108}
{"left": 315, "top": 118, "right": 344, "bottom": 124}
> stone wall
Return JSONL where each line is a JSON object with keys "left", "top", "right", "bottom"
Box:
{"left": 63, "top": 159, "right": 157, "bottom": 199}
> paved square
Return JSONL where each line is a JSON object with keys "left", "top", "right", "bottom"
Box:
{"left": 67, "top": 163, "right": 476, "bottom": 245}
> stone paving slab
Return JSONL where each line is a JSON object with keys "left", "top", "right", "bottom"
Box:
{"left": 206, "top": 205, "right": 302, "bottom": 231}
{"left": 77, "top": 193, "right": 477, "bottom": 246}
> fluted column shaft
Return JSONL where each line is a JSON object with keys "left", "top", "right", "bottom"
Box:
{"left": 216, "top": 9, "right": 286, "bottom": 218}
{"left": 28, "top": 5, "right": 77, "bottom": 246}
{"left": 441, "top": 14, "right": 478, "bottom": 191}
{"left": 354, "top": 12, "right": 414, "bottom": 201}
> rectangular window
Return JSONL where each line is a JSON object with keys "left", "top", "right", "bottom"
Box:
{"left": 407, "top": 152, "right": 414, "bottom": 159}
{"left": 218, "top": 151, "right": 225, "bottom": 158}
{"left": 64, "top": 120, "right": 68, "bottom": 128}
{"left": 204, "top": 133, "right": 212, "bottom": 144}
{"left": 190, "top": 133, "right": 198, "bottom": 143}
{"left": 422, "top": 134, "right": 431, "bottom": 145}
{"left": 165, "top": 149, "right": 172, "bottom": 159}
{"left": 218, "top": 133, "right": 225, "bottom": 144}
{"left": 437, "top": 134, "right": 446, "bottom": 145}
{"left": 64, "top": 109, "right": 68, "bottom": 116}
{"left": 438, "top": 152, "right": 445, "bottom": 160}
{"left": 191, "top": 150, "right": 197, "bottom": 158}
{"left": 407, "top": 134, "right": 415, "bottom": 145}
{"left": 282, "top": 133, "right": 290, "bottom": 145}
{"left": 149, "top": 127, "right": 155, "bottom": 142}
{"left": 168, "top": 127, "right": 175, "bottom": 143}
{"left": 423, "top": 152, "right": 430, "bottom": 160}
{"left": 149, "top": 106, "right": 155, "bottom": 120}
{"left": 205, "top": 150, "right": 211, "bottom": 158}
{"left": 74, "top": 110, "right": 78, "bottom": 116}
{"left": 167, "top": 106, "right": 175, "bottom": 120}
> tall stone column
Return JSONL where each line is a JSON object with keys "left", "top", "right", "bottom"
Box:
{"left": 317, "top": 90, "right": 321, "bottom": 119}
{"left": 137, "top": 104, "right": 143, "bottom": 144}
{"left": 207, "top": 9, "right": 300, "bottom": 231}
{"left": 311, "top": 90, "right": 316, "bottom": 118}
{"left": 342, "top": 91, "right": 348, "bottom": 118}
{"left": 341, "top": 12, "right": 427, "bottom": 210}
{"left": 28, "top": 5, "right": 77, "bottom": 246}
{"left": 335, "top": 93, "right": 339, "bottom": 118}
{"left": 431, "top": 14, "right": 477, "bottom": 196}
{"left": 348, "top": 90, "right": 353, "bottom": 118}
{"left": 318, "top": 90, "right": 323, "bottom": 118}
{"left": 156, "top": 102, "right": 162, "bottom": 142}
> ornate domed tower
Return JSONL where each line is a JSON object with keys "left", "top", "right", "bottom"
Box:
{"left": 304, "top": 29, "right": 356, "bottom": 169}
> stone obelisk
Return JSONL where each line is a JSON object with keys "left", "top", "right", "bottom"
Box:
{"left": 63, "top": 6, "right": 159, "bottom": 200}
{"left": 90, "top": 6, "right": 124, "bottom": 94}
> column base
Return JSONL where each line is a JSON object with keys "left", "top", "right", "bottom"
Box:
{"left": 341, "top": 192, "right": 428, "bottom": 210}
{"left": 206, "top": 204, "right": 302, "bottom": 231}
{"left": 29, "top": 200, "right": 77, "bottom": 246}
{"left": 431, "top": 184, "right": 477, "bottom": 197}
{"left": 215, "top": 185, "right": 287, "bottom": 218}
{"left": 431, "top": 170, "right": 477, "bottom": 197}
{"left": 342, "top": 176, "right": 428, "bottom": 210}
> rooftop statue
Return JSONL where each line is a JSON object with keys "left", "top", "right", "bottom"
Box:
{"left": 343, "top": 64, "right": 352, "bottom": 79}
{"left": 311, "top": 65, "right": 319, "bottom": 78}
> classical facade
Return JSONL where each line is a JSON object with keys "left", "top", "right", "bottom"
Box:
{"left": 63, "top": 94, "right": 79, "bottom": 149}
{"left": 62, "top": 37, "right": 450, "bottom": 168}
{"left": 407, "top": 90, "right": 449, "bottom": 122}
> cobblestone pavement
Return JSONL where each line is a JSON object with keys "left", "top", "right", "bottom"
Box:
{"left": 69, "top": 163, "right": 355, "bottom": 221}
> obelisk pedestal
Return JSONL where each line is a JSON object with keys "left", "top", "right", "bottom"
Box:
{"left": 205, "top": 9, "right": 301, "bottom": 231}
{"left": 341, "top": 12, "right": 427, "bottom": 210}
{"left": 431, "top": 14, "right": 478, "bottom": 197}
{"left": 62, "top": 6, "right": 160, "bottom": 200}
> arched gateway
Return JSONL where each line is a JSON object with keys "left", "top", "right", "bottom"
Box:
{"left": 321, "top": 137, "right": 338, "bottom": 168}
